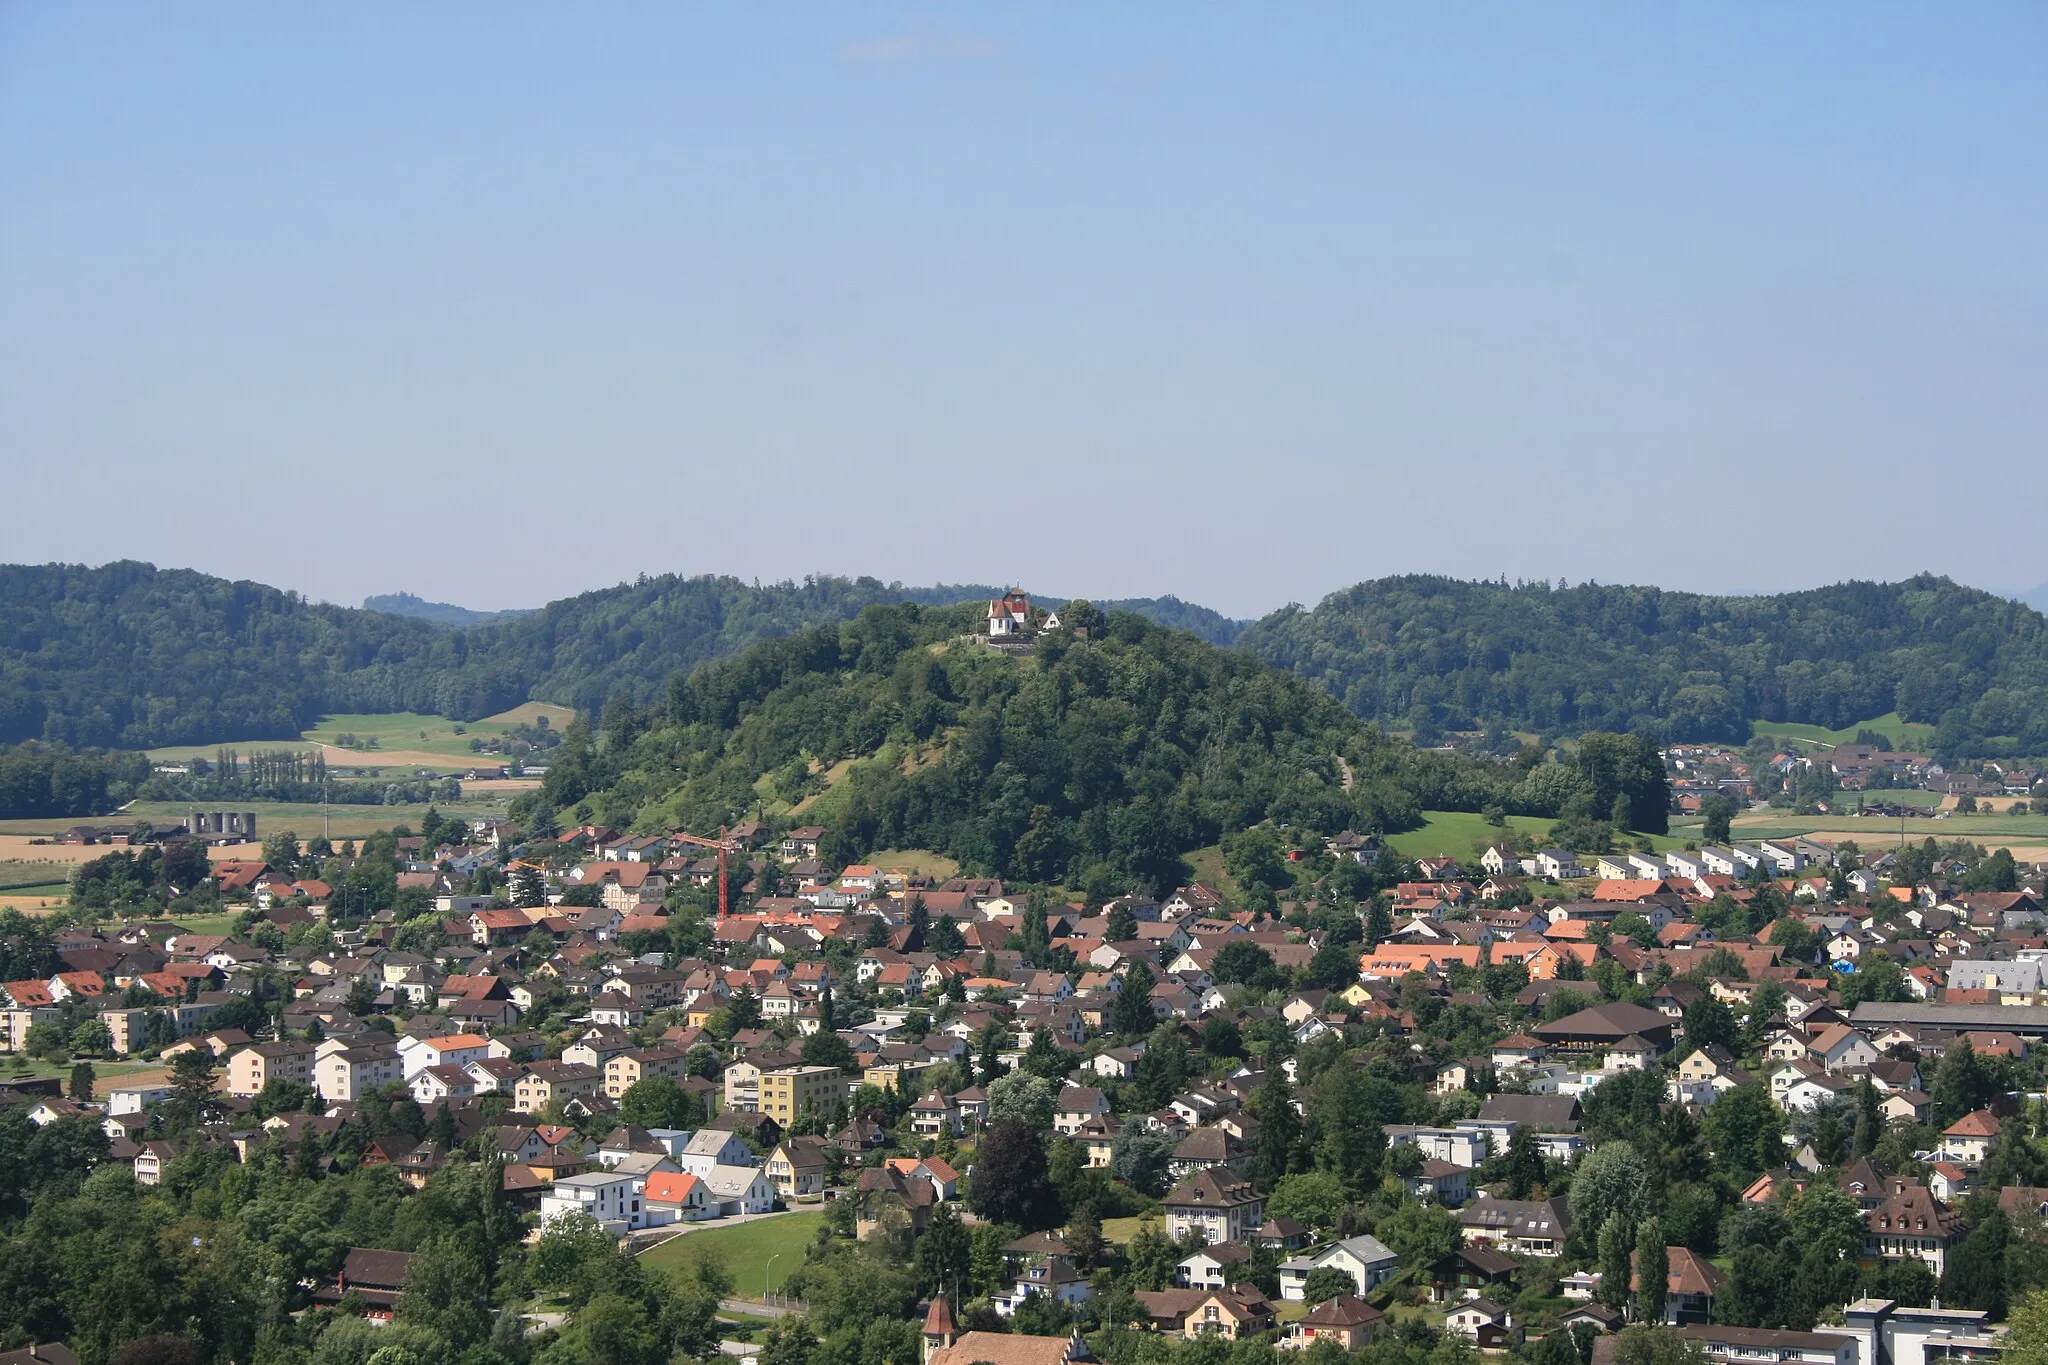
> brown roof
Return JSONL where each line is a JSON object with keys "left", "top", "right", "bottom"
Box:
{"left": 1945, "top": 1109, "right": 2001, "bottom": 1137}
{"left": 1302, "top": 1294, "right": 1385, "bottom": 1327}
{"left": 928, "top": 1333, "right": 1077, "bottom": 1365}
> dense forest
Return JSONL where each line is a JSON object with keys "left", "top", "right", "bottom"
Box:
{"left": 0, "top": 743, "right": 150, "bottom": 819}
{"left": 360, "top": 592, "right": 534, "bottom": 627}
{"left": 1237, "top": 574, "right": 2048, "bottom": 753}
{"left": 514, "top": 602, "right": 1593, "bottom": 895}
{"left": 7, "top": 562, "right": 2045, "bottom": 758}
{"left": 0, "top": 563, "right": 1241, "bottom": 748}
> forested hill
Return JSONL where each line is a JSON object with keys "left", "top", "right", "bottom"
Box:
{"left": 1236, "top": 574, "right": 2048, "bottom": 753}
{"left": 360, "top": 592, "right": 533, "bottom": 627}
{"left": 0, "top": 563, "right": 1241, "bottom": 748}
{"left": 520, "top": 602, "right": 1550, "bottom": 891}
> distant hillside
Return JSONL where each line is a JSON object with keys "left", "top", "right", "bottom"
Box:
{"left": 1095, "top": 595, "right": 1246, "bottom": 646}
{"left": 363, "top": 592, "right": 533, "bottom": 627}
{"left": 1237, "top": 573, "right": 2048, "bottom": 755}
{"left": 2020, "top": 583, "right": 2048, "bottom": 615}
{"left": 0, "top": 563, "right": 1245, "bottom": 749}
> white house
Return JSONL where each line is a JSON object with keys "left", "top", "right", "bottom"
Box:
{"left": 678, "top": 1129, "right": 755, "bottom": 1175}
{"left": 540, "top": 1170, "right": 644, "bottom": 1234}
{"left": 700, "top": 1164, "right": 775, "bottom": 1216}
{"left": 1278, "top": 1236, "right": 1400, "bottom": 1301}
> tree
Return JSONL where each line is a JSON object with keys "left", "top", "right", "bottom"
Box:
{"left": 1634, "top": 1220, "right": 1667, "bottom": 1324}
{"left": 1700, "top": 795, "right": 1736, "bottom": 846}
{"left": 1504, "top": 1125, "right": 1544, "bottom": 1199}
{"left": 1611, "top": 1327, "right": 1709, "bottom": 1365}
{"left": 916, "top": 1199, "right": 972, "bottom": 1297}
{"left": 68, "top": 1060, "right": 95, "bottom": 1103}
{"left": 1943, "top": 1209, "right": 2011, "bottom": 1317}
{"left": 1267, "top": 1172, "right": 1348, "bottom": 1228}
{"left": 1702, "top": 1084, "right": 1783, "bottom": 1181}
{"left": 1114, "top": 962, "right": 1157, "bottom": 1038}
{"left": 1108, "top": 1127, "right": 1175, "bottom": 1197}
{"left": 1852, "top": 1078, "right": 1883, "bottom": 1158}
{"left": 1249, "top": 1061, "right": 1301, "bottom": 1188}
{"left": 801, "top": 1030, "right": 854, "bottom": 1073}
{"left": 2004, "top": 1285, "right": 2048, "bottom": 1365}
{"left": 1681, "top": 996, "right": 1737, "bottom": 1053}
{"left": 1106, "top": 902, "right": 1138, "bottom": 943}
{"left": 1212, "top": 940, "right": 1279, "bottom": 988}
{"left": 968, "top": 1119, "right": 1057, "bottom": 1230}
{"left": 1124, "top": 1221, "right": 1180, "bottom": 1292}
{"left": 1064, "top": 1204, "right": 1105, "bottom": 1270}
{"left": 555, "top": 1292, "right": 664, "bottom": 1365}
{"left": 1570, "top": 1141, "right": 1650, "bottom": 1241}
{"left": 68, "top": 1019, "right": 112, "bottom": 1058}
{"left": 1301, "top": 1267, "right": 1358, "bottom": 1305}
{"left": 1375, "top": 1200, "right": 1460, "bottom": 1265}
{"left": 619, "top": 1076, "right": 699, "bottom": 1131}
{"left": 396, "top": 1232, "right": 493, "bottom": 1350}
{"left": 166, "top": 1047, "right": 220, "bottom": 1129}
{"left": 1598, "top": 1212, "right": 1634, "bottom": 1313}
{"left": 986, "top": 1072, "right": 1057, "bottom": 1130}
{"left": 1930, "top": 1037, "right": 1991, "bottom": 1126}
{"left": 1788, "top": 1184, "right": 1865, "bottom": 1264}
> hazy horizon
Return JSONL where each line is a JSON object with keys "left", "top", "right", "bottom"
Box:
{"left": 5, "top": 5, "right": 2044, "bottom": 619}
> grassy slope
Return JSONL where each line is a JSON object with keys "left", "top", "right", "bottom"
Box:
{"left": 638, "top": 1211, "right": 823, "bottom": 1294}
{"left": 1748, "top": 711, "right": 1939, "bottom": 750}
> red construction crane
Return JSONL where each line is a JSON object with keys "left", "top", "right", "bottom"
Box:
{"left": 671, "top": 827, "right": 743, "bottom": 918}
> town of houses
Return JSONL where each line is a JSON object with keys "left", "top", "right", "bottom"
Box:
{"left": 5, "top": 804, "right": 2048, "bottom": 1365}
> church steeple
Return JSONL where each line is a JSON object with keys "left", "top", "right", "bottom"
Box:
{"left": 922, "top": 1295, "right": 958, "bottom": 1365}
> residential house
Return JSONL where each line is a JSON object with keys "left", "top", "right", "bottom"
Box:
{"left": 1163, "top": 1169, "right": 1267, "bottom": 1245}
{"left": 1277, "top": 1235, "right": 1399, "bottom": 1301}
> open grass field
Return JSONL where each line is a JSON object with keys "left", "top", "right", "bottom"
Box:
{"left": 1748, "top": 711, "right": 1939, "bottom": 750}
{"left": 146, "top": 704, "right": 575, "bottom": 774}
{"left": 638, "top": 1211, "right": 823, "bottom": 1295}
{"left": 1385, "top": 811, "right": 1553, "bottom": 860}
{"left": 2, "top": 1056, "right": 172, "bottom": 1087}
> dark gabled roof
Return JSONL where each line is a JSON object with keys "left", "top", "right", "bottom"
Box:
{"left": 339, "top": 1246, "right": 416, "bottom": 1290}
{"left": 1164, "top": 1168, "right": 1263, "bottom": 1209}
{"left": 1531, "top": 1001, "right": 1672, "bottom": 1044}
{"left": 1477, "top": 1093, "right": 1580, "bottom": 1133}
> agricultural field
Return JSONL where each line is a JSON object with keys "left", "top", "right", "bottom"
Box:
{"left": 638, "top": 1211, "right": 823, "bottom": 1295}
{"left": 1732, "top": 804, "right": 2048, "bottom": 861}
{"left": 146, "top": 703, "right": 575, "bottom": 774}
{"left": 1748, "top": 711, "right": 1939, "bottom": 750}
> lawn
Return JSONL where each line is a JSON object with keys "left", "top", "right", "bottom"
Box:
{"left": 1102, "top": 1216, "right": 1155, "bottom": 1246}
{"left": 638, "top": 1211, "right": 824, "bottom": 1295}
{"left": 868, "top": 849, "right": 962, "bottom": 881}
{"left": 1748, "top": 711, "right": 1939, "bottom": 751}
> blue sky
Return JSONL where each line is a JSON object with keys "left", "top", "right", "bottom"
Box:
{"left": 3, "top": 4, "right": 2044, "bottom": 618}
